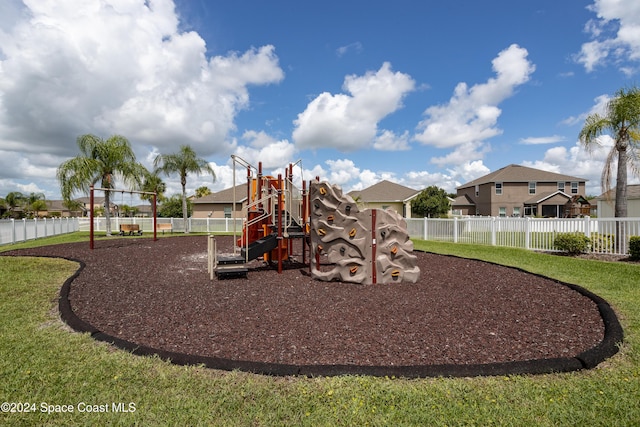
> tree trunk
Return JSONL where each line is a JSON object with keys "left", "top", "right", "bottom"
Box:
{"left": 614, "top": 148, "right": 628, "bottom": 218}
{"left": 615, "top": 148, "right": 628, "bottom": 253}
{"left": 181, "top": 184, "right": 188, "bottom": 233}
{"left": 104, "top": 190, "right": 112, "bottom": 236}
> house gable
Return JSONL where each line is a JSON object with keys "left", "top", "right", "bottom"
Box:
{"left": 348, "top": 180, "right": 421, "bottom": 217}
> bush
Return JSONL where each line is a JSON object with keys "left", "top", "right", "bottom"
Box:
{"left": 553, "top": 233, "right": 590, "bottom": 255}
{"left": 630, "top": 236, "right": 640, "bottom": 260}
{"left": 591, "top": 233, "right": 615, "bottom": 253}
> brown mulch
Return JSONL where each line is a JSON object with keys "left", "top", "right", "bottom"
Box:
{"left": 2, "top": 235, "right": 610, "bottom": 371}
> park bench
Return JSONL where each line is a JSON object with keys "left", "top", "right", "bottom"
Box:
{"left": 156, "top": 223, "right": 173, "bottom": 234}
{"left": 119, "top": 223, "right": 142, "bottom": 236}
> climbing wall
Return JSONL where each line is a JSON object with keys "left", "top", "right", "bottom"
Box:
{"left": 309, "top": 180, "right": 420, "bottom": 284}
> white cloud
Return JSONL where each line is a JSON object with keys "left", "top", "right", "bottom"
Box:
{"left": 576, "top": 0, "right": 640, "bottom": 72}
{"left": 562, "top": 94, "right": 610, "bottom": 126}
{"left": 292, "top": 62, "right": 415, "bottom": 151}
{"left": 414, "top": 44, "right": 535, "bottom": 165}
{"left": 519, "top": 135, "right": 567, "bottom": 145}
{"left": 430, "top": 142, "right": 491, "bottom": 167}
{"left": 233, "top": 130, "right": 296, "bottom": 170}
{"left": 372, "top": 130, "right": 411, "bottom": 151}
{"left": 336, "top": 42, "right": 363, "bottom": 57}
{"left": 0, "top": 0, "right": 283, "bottom": 197}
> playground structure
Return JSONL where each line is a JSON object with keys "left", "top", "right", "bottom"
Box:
{"left": 88, "top": 186, "right": 157, "bottom": 249}
{"left": 213, "top": 156, "right": 308, "bottom": 278}
{"left": 213, "top": 156, "right": 420, "bottom": 284}
{"left": 309, "top": 181, "right": 420, "bottom": 284}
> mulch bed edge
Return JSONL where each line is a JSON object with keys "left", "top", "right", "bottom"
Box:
{"left": 50, "top": 252, "right": 623, "bottom": 378}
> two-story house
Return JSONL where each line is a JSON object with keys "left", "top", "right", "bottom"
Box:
{"left": 452, "top": 164, "right": 588, "bottom": 217}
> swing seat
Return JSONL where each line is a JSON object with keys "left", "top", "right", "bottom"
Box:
{"left": 119, "top": 224, "right": 142, "bottom": 236}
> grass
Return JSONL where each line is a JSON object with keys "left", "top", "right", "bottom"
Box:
{"left": 0, "top": 233, "right": 639, "bottom": 426}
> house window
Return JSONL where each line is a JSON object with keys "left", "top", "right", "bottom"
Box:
{"left": 495, "top": 182, "right": 502, "bottom": 195}
{"left": 223, "top": 206, "right": 232, "bottom": 218}
{"left": 475, "top": 185, "right": 479, "bottom": 197}
{"left": 513, "top": 207, "right": 521, "bottom": 217}
{"left": 558, "top": 182, "right": 565, "bottom": 192}
{"left": 499, "top": 207, "right": 506, "bottom": 217}
{"left": 529, "top": 182, "right": 536, "bottom": 195}
{"left": 571, "top": 182, "right": 578, "bottom": 194}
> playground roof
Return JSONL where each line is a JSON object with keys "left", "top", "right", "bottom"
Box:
{"left": 348, "top": 180, "right": 421, "bottom": 203}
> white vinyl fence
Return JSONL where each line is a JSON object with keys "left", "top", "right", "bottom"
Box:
{"left": 5, "top": 215, "right": 639, "bottom": 256}
{"left": 0, "top": 217, "right": 80, "bottom": 246}
{"left": 77, "top": 217, "right": 245, "bottom": 235}
{"left": 406, "top": 216, "right": 640, "bottom": 255}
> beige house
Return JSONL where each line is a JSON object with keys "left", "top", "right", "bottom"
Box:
{"left": 192, "top": 184, "right": 248, "bottom": 219}
{"left": 452, "top": 164, "right": 588, "bottom": 217}
{"left": 347, "top": 180, "right": 421, "bottom": 218}
{"left": 595, "top": 185, "right": 640, "bottom": 217}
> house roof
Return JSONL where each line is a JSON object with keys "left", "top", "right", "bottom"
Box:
{"left": 524, "top": 191, "right": 571, "bottom": 205}
{"left": 457, "top": 164, "right": 587, "bottom": 189}
{"left": 347, "top": 180, "right": 421, "bottom": 203}
{"left": 595, "top": 184, "right": 640, "bottom": 200}
{"left": 452, "top": 194, "right": 475, "bottom": 206}
{"left": 45, "top": 200, "right": 70, "bottom": 211}
{"left": 192, "top": 184, "right": 248, "bottom": 204}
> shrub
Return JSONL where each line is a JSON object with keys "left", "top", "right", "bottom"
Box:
{"left": 629, "top": 236, "right": 640, "bottom": 260}
{"left": 591, "top": 233, "right": 615, "bottom": 253}
{"left": 553, "top": 233, "right": 590, "bottom": 255}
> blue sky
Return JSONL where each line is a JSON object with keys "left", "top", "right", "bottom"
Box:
{"left": 1, "top": 0, "right": 639, "bottom": 202}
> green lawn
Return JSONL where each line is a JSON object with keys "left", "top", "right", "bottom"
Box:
{"left": 1, "top": 233, "right": 639, "bottom": 426}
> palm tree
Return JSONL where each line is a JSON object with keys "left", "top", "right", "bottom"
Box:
{"left": 140, "top": 171, "right": 167, "bottom": 203}
{"left": 195, "top": 186, "right": 212, "bottom": 198}
{"left": 153, "top": 145, "right": 215, "bottom": 233}
{"left": 5, "top": 191, "right": 25, "bottom": 218}
{"left": 579, "top": 86, "right": 640, "bottom": 218}
{"left": 26, "top": 192, "right": 46, "bottom": 217}
{"left": 57, "top": 134, "right": 148, "bottom": 235}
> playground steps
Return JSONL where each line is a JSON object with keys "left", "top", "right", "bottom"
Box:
{"left": 215, "top": 255, "right": 248, "bottom": 279}
{"left": 240, "top": 233, "right": 279, "bottom": 261}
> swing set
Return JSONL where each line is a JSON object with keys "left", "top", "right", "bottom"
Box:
{"left": 88, "top": 185, "right": 157, "bottom": 249}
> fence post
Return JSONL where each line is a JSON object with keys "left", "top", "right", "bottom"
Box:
{"left": 525, "top": 217, "right": 531, "bottom": 250}
{"left": 491, "top": 217, "right": 497, "bottom": 246}
{"left": 423, "top": 217, "right": 427, "bottom": 240}
{"left": 453, "top": 217, "right": 458, "bottom": 243}
{"left": 11, "top": 219, "right": 16, "bottom": 244}
{"left": 584, "top": 215, "right": 591, "bottom": 238}
{"left": 23, "top": 218, "right": 27, "bottom": 242}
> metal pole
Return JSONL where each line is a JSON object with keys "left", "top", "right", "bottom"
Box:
{"left": 90, "top": 185, "right": 95, "bottom": 250}
{"left": 153, "top": 192, "right": 157, "bottom": 241}
{"left": 277, "top": 174, "right": 283, "bottom": 274}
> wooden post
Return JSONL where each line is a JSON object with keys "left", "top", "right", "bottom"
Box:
{"left": 90, "top": 185, "right": 94, "bottom": 250}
